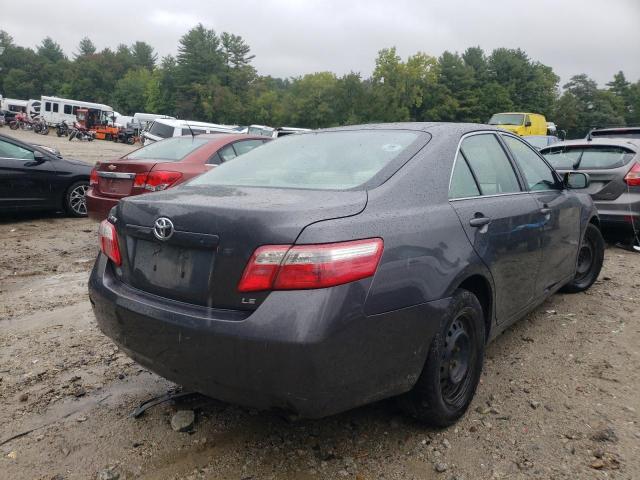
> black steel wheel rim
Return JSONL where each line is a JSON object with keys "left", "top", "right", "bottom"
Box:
{"left": 575, "top": 235, "right": 595, "bottom": 282}
{"left": 439, "top": 312, "right": 476, "bottom": 407}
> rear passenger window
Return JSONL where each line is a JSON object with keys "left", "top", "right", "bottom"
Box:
{"left": 502, "top": 135, "right": 558, "bottom": 191}
{"left": 449, "top": 153, "right": 480, "bottom": 199}
{"left": 218, "top": 145, "right": 237, "bottom": 162}
{"left": 460, "top": 134, "right": 521, "bottom": 195}
{"left": 64, "top": 105, "right": 72, "bottom": 114}
{"left": 45, "top": 102, "right": 51, "bottom": 112}
{"left": 207, "top": 153, "right": 222, "bottom": 165}
{"left": 53, "top": 103, "right": 59, "bottom": 112}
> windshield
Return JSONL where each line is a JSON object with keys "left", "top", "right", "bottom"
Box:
{"left": 125, "top": 136, "right": 210, "bottom": 161}
{"left": 488, "top": 114, "right": 525, "bottom": 126}
{"left": 543, "top": 145, "right": 635, "bottom": 170}
{"left": 190, "top": 130, "right": 421, "bottom": 190}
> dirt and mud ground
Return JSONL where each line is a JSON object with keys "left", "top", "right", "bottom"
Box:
{"left": 1, "top": 129, "right": 639, "bottom": 480}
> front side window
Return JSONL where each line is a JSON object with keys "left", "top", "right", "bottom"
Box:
{"left": 45, "top": 102, "right": 51, "bottom": 112}
{"left": 449, "top": 152, "right": 480, "bottom": 199}
{"left": 234, "top": 139, "right": 265, "bottom": 156}
{"left": 460, "top": 134, "right": 521, "bottom": 195}
{"left": 543, "top": 145, "right": 635, "bottom": 170}
{"left": 502, "top": 135, "right": 558, "bottom": 191}
{"left": 53, "top": 103, "right": 59, "bottom": 113}
{"left": 0, "top": 140, "right": 35, "bottom": 160}
{"left": 64, "top": 105, "right": 72, "bottom": 114}
{"left": 125, "top": 136, "right": 209, "bottom": 162}
{"left": 191, "top": 130, "right": 421, "bottom": 190}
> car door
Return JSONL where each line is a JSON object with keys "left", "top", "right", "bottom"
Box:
{"left": 449, "top": 132, "right": 543, "bottom": 323}
{"left": 0, "top": 139, "right": 58, "bottom": 209}
{"left": 500, "top": 134, "right": 581, "bottom": 295}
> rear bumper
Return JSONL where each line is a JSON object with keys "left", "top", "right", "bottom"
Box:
{"left": 86, "top": 188, "right": 119, "bottom": 221}
{"left": 88, "top": 255, "right": 449, "bottom": 418}
{"left": 594, "top": 196, "right": 640, "bottom": 233}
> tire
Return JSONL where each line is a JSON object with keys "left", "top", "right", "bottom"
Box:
{"left": 398, "top": 289, "right": 485, "bottom": 427}
{"left": 561, "top": 223, "right": 604, "bottom": 293}
{"left": 41, "top": 125, "right": 49, "bottom": 135}
{"left": 68, "top": 131, "right": 76, "bottom": 141}
{"left": 9, "top": 121, "right": 19, "bottom": 130}
{"left": 126, "top": 136, "right": 135, "bottom": 145}
{"left": 64, "top": 180, "right": 89, "bottom": 217}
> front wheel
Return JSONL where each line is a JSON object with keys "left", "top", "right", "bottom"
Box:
{"left": 64, "top": 181, "right": 89, "bottom": 217}
{"left": 398, "top": 289, "right": 485, "bottom": 427}
{"left": 9, "top": 121, "right": 19, "bottom": 130}
{"left": 561, "top": 223, "right": 604, "bottom": 293}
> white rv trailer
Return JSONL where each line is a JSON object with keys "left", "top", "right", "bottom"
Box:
{"left": 0, "top": 97, "right": 28, "bottom": 113}
{"left": 142, "top": 118, "right": 237, "bottom": 145}
{"left": 38, "top": 96, "right": 114, "bottom": 126}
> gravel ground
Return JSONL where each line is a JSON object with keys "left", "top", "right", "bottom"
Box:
{"left": 0, "top": 131, "right": 639, "bottom": 480}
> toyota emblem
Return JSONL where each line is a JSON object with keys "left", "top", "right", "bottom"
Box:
{"left": 153, "top": 217, "right": 174, "bottom": 241}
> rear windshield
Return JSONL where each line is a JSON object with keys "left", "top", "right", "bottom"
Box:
{"left": 488, "top": 114, "right": 524, "bottom": 126}
{"left": 591, "top": 130, "right": 640, "bottom": 140}
{"left": 190, "top": 130, "right": 421, "bottom": 190}
{"left": 542, "top": 145, "right": 635, "bottom": 170}
{"left": 125, "top": 136, "right": 210, "bottom": 162}
{"left": 148, "top": 121, "right": 175, "bottom": 139}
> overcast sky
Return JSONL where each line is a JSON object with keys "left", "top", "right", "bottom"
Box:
{"left": 3, "top": 0, "right": 639, "bottom": 86}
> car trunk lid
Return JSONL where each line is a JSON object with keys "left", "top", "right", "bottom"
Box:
{"left": 113, "top": 185, "right": 367, "bottom": 310}
{"left": 95, "top": 160, "right": 157, "bottom": 198}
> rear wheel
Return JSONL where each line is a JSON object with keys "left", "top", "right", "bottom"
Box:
{"left": 398, "top": 289, "right": 485, "bottom": 427}
{"left": 65, "top": 181, "right": 89, "bottom": 217}
{"left": 561, "top": 223, "right": 604, "bottom": 293}
{"left": 9, "top": 121, "right": 19, "bottom": 130}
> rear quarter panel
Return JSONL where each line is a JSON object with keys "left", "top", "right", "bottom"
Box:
{"left": 295, "top": 128, "right": 493, "bottom": 317}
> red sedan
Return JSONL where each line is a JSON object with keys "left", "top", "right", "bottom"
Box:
{"left": 87, "top": 134, "right": 269, "bottom": 220}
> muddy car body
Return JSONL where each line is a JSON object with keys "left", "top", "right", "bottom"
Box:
{"left": 89, "top": 123, "right": 602, "bottom": 425}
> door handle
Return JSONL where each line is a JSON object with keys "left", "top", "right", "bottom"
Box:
{"left": 540, "top": 204, "right": 552, "bottom": 215}
{"left": 469, "top": 216, "right": 491, "bottom": 228}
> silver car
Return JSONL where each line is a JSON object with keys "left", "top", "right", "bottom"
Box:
{"left": 541, "top": 138, "right": 640, "bottom": 239}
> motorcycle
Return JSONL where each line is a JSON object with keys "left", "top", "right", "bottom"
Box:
{"left": 55, "top": 120, "right": 70, "bottom": 137}
{"left": 9, "top": 112, "right": 33, "bottom": 131}
{"left": 68, "top": 123, "right": 95, "bottom": 141}
{"left": 33, "top": 117, "right": 50, "bottom": 135}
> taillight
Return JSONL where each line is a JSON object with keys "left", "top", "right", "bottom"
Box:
{"left": 89, "top": 168, "right": 98, "bottom": 187}
{"left": 624, "top": 162, "right": 640, "bottom": 186}
{"left": 98, "top": 220, "right": 121, "bottom": 266}
{"left": 238, "top": 238, "right": 384, "bottom": 292}
{"left": 133, "top": 173, "right": 147, "bottom": 188}
{"left": 143, "top": 171, "right": 182, "bottom": 191}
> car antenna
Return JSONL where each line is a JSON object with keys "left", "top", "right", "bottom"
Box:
{"left": 185, "top": 122, "right": 195, "bottom": 140}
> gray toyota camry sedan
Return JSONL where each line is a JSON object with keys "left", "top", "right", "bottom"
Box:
{"left": 89, "top": 123, "right": 603, "bottom": 426}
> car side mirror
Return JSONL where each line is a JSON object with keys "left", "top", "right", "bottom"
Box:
{"left": 33, "top": 151, "right": 47, "bottom": 163}
{"left": 564, "top": 172, "right": 589, "bottom": 189}
{"left": 525, "top": 121, "right": 532, "bottom": 127}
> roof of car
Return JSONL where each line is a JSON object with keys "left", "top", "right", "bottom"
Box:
{"left": 591, "top": 126, "right": 640, "bottom": 133}
{"left": 539, "top": 137, "right": 640, "bottom": 152}
{"left": 319, "top": 122, "right": 502, "bottom": 134}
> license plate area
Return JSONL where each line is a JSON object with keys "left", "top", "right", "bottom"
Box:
{"left": 98, "top": 177, "right": 133, "bottom": 195}
{"left": 130, "top": 240, "right": 215, "bottom": 305}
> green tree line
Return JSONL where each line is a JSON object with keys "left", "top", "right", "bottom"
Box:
{"left": 1, "top": 25, "right": 639, "bottom": 138}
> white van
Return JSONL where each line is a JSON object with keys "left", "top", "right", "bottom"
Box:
{"left": 39, "top": 96, "right": 114, "bottom": 126}
{"left": 142, "top": 118, "right": 238, "bottom": 145}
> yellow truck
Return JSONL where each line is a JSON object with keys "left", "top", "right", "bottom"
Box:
{"left": 488, "top": 112, "right": 547, "bottom": 136}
